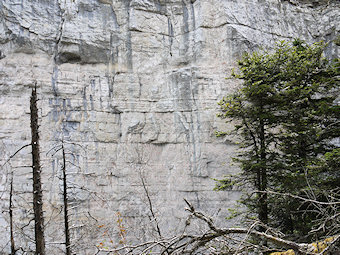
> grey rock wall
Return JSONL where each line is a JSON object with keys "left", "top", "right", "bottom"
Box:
{"left": 0, "top": 0, "right": 339, "bottom": 254}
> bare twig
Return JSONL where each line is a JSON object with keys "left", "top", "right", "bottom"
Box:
{"left": 140, "top": 173, "right": 162, "bottom": 239}
{"left": 317, "top": 235, "right": 340, "bottom": 255}
{"left": 255, "top": 190, "right": 340, "bottom": 205}
{"left": 1, "top": 143, "right": 31, "bottom": 169}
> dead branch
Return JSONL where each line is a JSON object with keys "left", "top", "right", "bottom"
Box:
{"left": 317, "top": 235, "right": 340, "bottom": 255}
{"left": 9, "top": 171, "right": 16, "bottom": 255}
{"left": 0, "top": 143, "right": 31, "bottom": 169}
{"left": 95, "top": 199, "right": 337, "bottom": 254}
{"left": 61, "top": 142, "right": 71, "bottom": 255}
{"left": 255, "top": 190, "right": 340, "bottom": 206}
{"left": 182, "top": 199, "right": 328, "bottom": 254}
{"left": 140, "top": 173, "right": 162, "bottom": 239}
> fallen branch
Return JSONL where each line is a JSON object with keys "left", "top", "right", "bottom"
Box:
{"left": 183, "top": 199, "right": 307, "bottom": 254}
{"left": 96, "top": 199, "right": 339, "bottom": 254}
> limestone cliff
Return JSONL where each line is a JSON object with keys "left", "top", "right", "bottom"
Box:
{"left": 0, "top": 0, "right": 338, "bottom": 254}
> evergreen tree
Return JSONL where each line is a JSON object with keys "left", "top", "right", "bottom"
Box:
{"left": 216, "top": 39, "right": 339, "bottom": 239}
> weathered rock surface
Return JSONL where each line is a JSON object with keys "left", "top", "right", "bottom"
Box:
{"left": 0, "top": 0, "right": 338, "bottom": 253}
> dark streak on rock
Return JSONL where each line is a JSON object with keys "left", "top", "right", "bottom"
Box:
{"left": 125, "top": 0, "right": 133, "bottom": 71}
{"left": 51, "top": 0, "right": 66, "bottom": 96}
{"left": 168, "top": 17, "right": 174, "bottom": 56}
{"left": 108, "top": 75, "right": 114, "bottom": 98}
{"left": 51, "top": 65, "right": 59, "bottom": 97}
{"left": 138, "top": 76, "right": 142, "bottom": 99}
{"left": 190, "top": 0, "right": 196, "bottom": 61}
{"left": 110, "top": 4, "right": 119, "bottom": 30}
{"left": 82, "top": 85, "right": 88, "bottom": 119}
{"left": 181, "top": 0, "right": 189, "bottom": 55}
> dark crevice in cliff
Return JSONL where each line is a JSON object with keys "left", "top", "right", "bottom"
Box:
{"left": 282, "top": 0, "right": 337, "bottom": 8}
{"left": 198, "top": 22, "right": 230, "bottom": 30}
{"left": 189, "top": 0, "right": 196, "bottom": 62}
{"left": 125, "top": 0, "right": 133, "bottom": 71}
{"left": 137, "top": 75, "right": 142, "bottom": 99}
{"left": 82, "top": 86, "right": 88, "bottom": 119}
{"left": 108, "top": 75, "right": 114, "bottom": 98}
{"left": 109, "top": 33, "right": 120, "bottom": 65}
{"left": 54, "top": 7, "right": 65, "bottom": 59}
{"left": 181, "top": 0, "right": 190, "bottom": 55}
{"left": 131, "top": 0, "right": 167, "bottom": 16}
{"left": 109, "top": 3, "right": 120, "bottom": 66}
{"left": 199, "top": 21, "right": 295, "bottom": 40}
{"left": 109, "top": 4, "right": 120, "bottom": 30}
{"left": 51, "top": 0, "right": 66, "bottom": 96}
{"left": 131, "top": 7, "right": 167, "bottom": 16}
{"left": 51, "top": 65, "right": 59, "bottom": 97}
{"left": 129, "top": 27, "right": 143, "bottom": 33}
{"left": 129, "top": 29, "right": 174, "bottom": 38}
{"left": 168, "top": 17, "right": 174, "bottom": 56}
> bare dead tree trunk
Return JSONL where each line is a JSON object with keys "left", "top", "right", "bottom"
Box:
{"left": 258, "top": 116, "right": 268, "bottom": 229}
{"left": 61, "top": 142, "right": 71, "bottom": 255}
{"left": 30, "top": 84, "right": 46, "bottom": 255}
{"left": 9, "top": 171, "right": 15, "bottom": 255}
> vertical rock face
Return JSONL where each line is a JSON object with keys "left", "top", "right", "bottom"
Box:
{"left": 0, "top": 0, "right": 338, "bottom": 253}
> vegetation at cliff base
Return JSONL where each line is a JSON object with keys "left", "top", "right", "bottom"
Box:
{"left": 216, "top": 39, "right": 340, "bottom": 241}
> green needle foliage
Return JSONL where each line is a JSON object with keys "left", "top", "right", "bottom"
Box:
{"left": 216, "top": 39, "right": 339, "bottom": 240}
